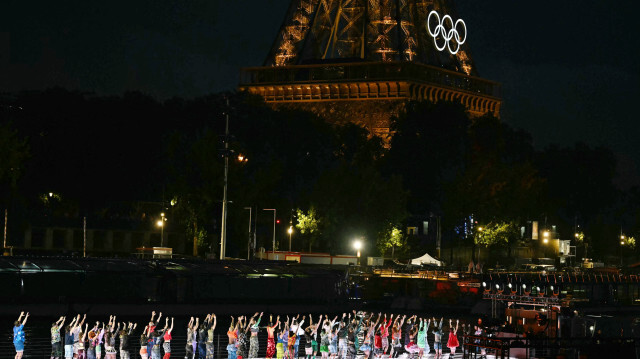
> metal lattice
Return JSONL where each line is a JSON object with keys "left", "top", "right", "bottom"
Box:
{"left": 265, "top": 0, "right": 477, "bottom": 76}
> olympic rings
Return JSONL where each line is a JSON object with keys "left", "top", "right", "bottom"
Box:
{"left": 426, "top": 10, "right": 467, "bottom": 55}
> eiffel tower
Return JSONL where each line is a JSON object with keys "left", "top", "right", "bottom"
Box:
{"left": 239, "top": 0, "right": 501, "bottom": 140}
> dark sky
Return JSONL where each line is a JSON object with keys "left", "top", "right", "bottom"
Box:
{"left": 2, "top": 1, "right": 640, "bottom": 187}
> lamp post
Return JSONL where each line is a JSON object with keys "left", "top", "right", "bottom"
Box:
{"left": 288, "top": 226, "right": 293, "bottom": 252}
{"left": 244, "top": 207, "right": 252, "bottom": 260}
{"left": 264, "top": 209, "right": 276, "bottom": 257}
{"left": 156, "top": 213, "right": 166, "bottom": 247}
{"left": 353, "top": 239, "right": 362, "bottom": 265}
{"left": 219, "top": 98, "right": 231, "bottom": 260}
{"left": 621, "top": 234, "right": 625, "bottom": 266}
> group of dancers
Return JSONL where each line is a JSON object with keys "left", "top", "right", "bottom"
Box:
{"left": 248, "top": 312, "right": 463, "bottom": 359}
{"left": 12, "top": 311, "right": 487, "bottom": 359}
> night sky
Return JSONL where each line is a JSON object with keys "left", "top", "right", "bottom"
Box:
{"left": 2, "top": 1, "right": 639, "bottom": 187}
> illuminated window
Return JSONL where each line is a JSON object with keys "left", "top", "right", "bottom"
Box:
{"left": 407, "top": 227, "right": 418, "bottom": 235}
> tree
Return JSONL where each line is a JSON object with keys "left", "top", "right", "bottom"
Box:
{"left": 309, "top": 162, "right": 408, "bottom": 254}
{"left": 474, "top": 222, "right": 520, "bottom": 247}
{"left": 474, "top": 221, "right": 520, "bottom": 264}
{"left": 377, "top": 225, "right": 405, "bottom": 258}
{"left": 385, "top": 101, "right": 469, "bottom": 214}
{"left": 0, "top": 122, "right": 29, "bottom": 189}
{"left": 295, "top": 207, "right": 320, "bottom": 251}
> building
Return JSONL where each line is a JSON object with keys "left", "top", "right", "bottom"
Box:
{"left": 239, "top": 0, "right": 501, "bottom": 141}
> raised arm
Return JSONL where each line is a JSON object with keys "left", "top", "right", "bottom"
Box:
{"left": 169, "top": 317, "right": 174, "bottom": 333}
{"left": 69, "top": 316, "right": 78, "bottom": 330}
{"left": 129, "top": 322, "right": 137, "bottom": 335}
{"left": 80, "top": 314, "right": 86, "bottom": 327}
{"left": 156, "top": 312, "right": 162, "bottom": 324}
{"left": 22, "top": 312, "right": 30, "bottom": 326}
{"left": 150, "top": 311, "right": 156, "bottom": 324}
{"left": 255, "top": 312, "right": 263, "bottom": 327}
{"left": 81, "top": 324, "right": 88, "bottom": 341}
{"left": 194, "top": 317, "right": 199, "bottom": 331}
{"left": 98, "top": 325, "right": 105, "bottom": 343}
{"left": 17, "top": 311, "right": 24, "bottom": 323}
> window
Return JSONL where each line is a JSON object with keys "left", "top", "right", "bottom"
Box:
{"left": 407, "top": 227, "right": 417, "bottom": 235}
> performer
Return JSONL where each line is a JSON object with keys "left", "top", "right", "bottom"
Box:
{"left": 163, "top": 318, "right": 174, "bottom": 359}
{"left": 287, "top": 321, "right": 297, "bottom": 359}
{"left": 304, "top": 314, "right": 320, "bottom": 359}
{"left": 431, "top": 318, "right": 443, "bottom": 359}
{"left": 74, "top": 315, "right": 88, "bottom": 358}
{"left": 51, "top": 316, "right": 66, "bottom": 359}
{"left": 389, "top": 315, "right": 405, "bottom": 358}
{"left": 328, "top": 318, "right": 339, "bottom": 359}
{"left": 416, "top": 318, "right": 430, "bottom": 359}
{"left": 148, "top": 312, "right": 162, "bottom": 336}
{"left": 186, "top": 317, "right": 199, "bottom": 359}
{"left": 86, "top": 322, "right": 98, "bottom": 359}
{"left": 337, "top": 314, "right": 348, "bottom": 359}
{"left": 474, "top": 325, "right": 486, "bottom": 359}
{"left": 198, "top": 315, "right": 210, "bottom": 359}
{"left": 95, "top": 322, "right": 105, "bottom": 359}
{"left": 120, "top": 321, "right": 137, "bottom": 359}
{"left": 361, "top": 313, "right": 380, "bottom": 359}
{"left": 76, "top": 323, "right": 88, "bottom": 359}
{"left": 205, "top": 315, "right": 215, "bottom": 359}
{"left": 139, "top": 327, "right": 149, "bottom": 359}
{"left": 379, "top": 314, "right": 392, "bottom": 358}
{"left": 447, "top": 319, "right": 460, "bottom": 358}
{"left": 291, "top": 315, "right": 305, "bottom": 359}
{"left": 237, "top": 315, "right": 251, "bottom": 359}
{"left": 13, "top": 312, "right": 28, "bottom": 359}
{"left": 276, "top": 319, "right": 287, "bottom": 359}
{"left": 266, "top": 315, "right": 280, "bottom": 359}
{"left": 403, "top": 321, "right": 418, "bottom": 359}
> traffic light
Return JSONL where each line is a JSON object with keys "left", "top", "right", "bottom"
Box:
{"left": 276, "top": 219, "right": 281, "bottom": 224}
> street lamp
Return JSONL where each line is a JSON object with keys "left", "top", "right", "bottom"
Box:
{"left": 353, "top": 239, "right": 362, "bottom": 265}
{"left": 263, "top": 209, "right": 276, "bottom": 256}
{"left": 244, "top": 207, "right": 252, "bottom": 260}
{"left": 287, "top": 226, "right": 293, "bottom": 252}
{"left": 156, "top": 213, "right": 167, "bottom": 247}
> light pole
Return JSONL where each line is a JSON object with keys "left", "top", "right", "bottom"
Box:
{"left": 244, "top": 207, "right": 252, "bottom": 260}
{"left": 288, "top": 226, "right": 293, "bottom": 252}
{"left": 621, "top": 234, "right": 625, "bottom": 266}
{"left": 220, "top": 107, "right": 229, "bottom": 260}
{"left": 156, "top": 213, "right": 166, "bottom": 247}
{"left": 264, "top": 209, "right": 276, "bottom": 257}
{"left": 353, "top": 239, "right": 362, "bottom": 265}
{"left": 83, "top": 217, "right": 86, "bottom": 258}
{"left": 3, "top": 209, "right": 7, "bottom": 251}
